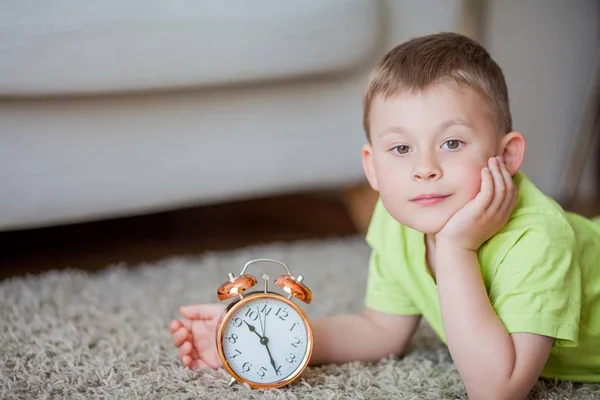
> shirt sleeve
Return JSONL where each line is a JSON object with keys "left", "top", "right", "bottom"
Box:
{"left": 487, "top": 224, "right": 581, "bottom": 348}
{"left": 364, "top": 250, "right": 421, "bottom": 315}
{"left": 363, "top": 199, "right": 421, "bottom": 316}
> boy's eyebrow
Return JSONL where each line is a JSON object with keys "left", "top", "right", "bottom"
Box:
{"left": 377, "top": 126, "right": 404, "bottom": 137}
{"left": 438, "top": 118, "right": 472, "bottom": 130}
{"left": 377, "top": 118, "right": 472, "bottom": 138}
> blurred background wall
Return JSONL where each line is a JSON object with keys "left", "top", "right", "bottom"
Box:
{"left": 485, "top": 0, "right": 599, "bottom": 204}
{"left": 1, "top": 0, "right": 598, "bottom": 233}
{"left": 0, "top": 0, "right": 598, "bottom": 277}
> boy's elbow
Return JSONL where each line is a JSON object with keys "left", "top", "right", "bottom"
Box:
{"left": 473, "top": 390, "right": 527, "bottom": 400}
{"left": 362, "top": 309, "right": 421, "bottom": 357}
{"left": 464, "top": 386, "right": 514, "bottom": 400}
{"left": 464, "top": 378, "right": 532, "bottom": 400}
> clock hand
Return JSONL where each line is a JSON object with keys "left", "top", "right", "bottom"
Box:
{"left": 263, "top": 308, "right": 268, "bottom": 338}
{"left": 244, "top": 319, "right": 278, "bottom": 373}
{"left": 256, "top": 306, "right": 265, "bottom": 337}
{"left": 242, "top": 320, "right": 278, "bottom": 374}
{"left": 263, "top": 338, "right": 278, "bottom": 375}
{"left": 243, "top": 320, "right": 263, "bottom": 340}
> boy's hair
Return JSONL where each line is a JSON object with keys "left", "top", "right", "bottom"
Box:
{"left": 363, "top": 32, "right": 512, "bottom": 138}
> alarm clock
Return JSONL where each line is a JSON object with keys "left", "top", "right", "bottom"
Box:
{"left": 215, "top": 258, "right": 313, "bottom": 389}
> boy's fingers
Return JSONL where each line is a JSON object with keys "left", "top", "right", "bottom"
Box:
{"left": 178, "top": 341, "right": 193, "bottom": 359}
{"left": 189, "top": 347, "right": 200, "bottom": 361}
{"left": 477, "top": 166, "right": 494, "bottom": 209}
{"left": 489, "top": 157, "right": 506, "bottom": 212}
{"left": 180, "top": 304, "right": 225, "bottom": 320}
{"left": 499, "top": 158, "right": 516, "bottom": 215}
{"left": 182, "top": 319, "right": 193, "bottom": 331}
{"left": 168, "top": 320, "right": 182, "bottom": 333}
{"left": 173, "top": 327, "right": 190, "bottom": 347}
{"left": 182, "top": 355, "right": 193, "bottom": 368}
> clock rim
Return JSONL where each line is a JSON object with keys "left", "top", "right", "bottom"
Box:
{"left": 216, "top": 291, "right": 314, "bottom": 389}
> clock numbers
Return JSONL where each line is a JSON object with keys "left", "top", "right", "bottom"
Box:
{"left": 260, "top": 304, "right": 272, "bottom": 316}
{"left": 232, "top": 349, "right": 242, "bottom": 358}
{"left": 239, "top": 361, "right": 282, "bottom": 378}
{"left": 276, "top": 307, "right": 288, "bottom": 321}
{"left": 244, "top": 308, "right": 259, "bottom": 321}
{"left": 227, "top": 333, "right": 238, "bottom": 343}
{"left": 286, "top": 353, "right": 296, "bottom": 363}
{"left": 290, "top": 322, "right": 297, "bottom": 331}
{"left": 232, "top": 317, "right": 243, "bottom": 327}
{"left": 291, "top": 337, "right": 301, "bottom": 348}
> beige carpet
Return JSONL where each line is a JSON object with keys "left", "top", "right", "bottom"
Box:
{"left": 1, "top": 236, "right": 599, "bottom": 399}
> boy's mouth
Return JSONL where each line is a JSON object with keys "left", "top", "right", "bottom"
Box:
{"left": 410, "top": 194, "right": 451, "bottom": 206}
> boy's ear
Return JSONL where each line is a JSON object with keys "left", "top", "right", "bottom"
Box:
{"left": 500, "top": 131, "right": 526, "bottom": 176}
{"left": 361, "top": 144, "right": 379, "bottom": 191}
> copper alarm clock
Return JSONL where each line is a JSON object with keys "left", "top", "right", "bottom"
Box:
{"left": 215, "top": 258, "right": 313, "bottom": 389}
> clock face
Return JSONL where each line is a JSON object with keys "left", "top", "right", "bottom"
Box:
{"left": 219, "top": 294, "right": 311, "bottom": 386}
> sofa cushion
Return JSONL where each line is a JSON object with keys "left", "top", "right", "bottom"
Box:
{"left": 0, "top": 0, "right": 382, "bottom": 96}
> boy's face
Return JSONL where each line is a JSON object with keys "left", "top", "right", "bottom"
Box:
{"left": 363, "top": 84, "right": 503, "bottom": 234}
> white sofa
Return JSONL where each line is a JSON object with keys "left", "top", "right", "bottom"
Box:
{"left": 1, "top": 0, "right": 598, "bottom": 231}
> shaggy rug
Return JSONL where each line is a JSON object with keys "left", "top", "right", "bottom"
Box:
{"left": 1, "top": 235, "right": 599, "bottom": 399}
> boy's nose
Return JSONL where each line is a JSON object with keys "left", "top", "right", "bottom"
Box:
{"left": 412, "top": 161, "right": 442, "bottom": 181}
{"left": 413, "top": 170, "right": 440, "bottom": 181}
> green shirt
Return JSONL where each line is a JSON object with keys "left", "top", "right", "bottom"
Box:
{"left": 364, "top": 171, "right": 600, "bottom": 382}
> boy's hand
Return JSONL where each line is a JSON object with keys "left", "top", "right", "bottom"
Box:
{"left": 436, "top": 156, "right": 517, "bottom": 251}
{"left": 168, "top": 303, "right": 226, "bottom": 370}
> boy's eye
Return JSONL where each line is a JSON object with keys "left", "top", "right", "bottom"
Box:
{"left": 392, "top": 145, "right": 411, "bottom": 155}
{"left": 441, "top": 140, "right": 464, "bottom": 150}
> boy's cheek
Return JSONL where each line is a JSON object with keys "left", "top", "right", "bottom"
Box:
{"left": 453, "top": 163, "right": 487, "bottom": 201}
{"left": 373, "top": 162, "right": 405, "bottom": 188}
{"left": 377, "top": 182, "right": 403, "bottom": 208}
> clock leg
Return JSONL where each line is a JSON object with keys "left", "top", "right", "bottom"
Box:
{"left": 228, "top": 377, "right": 237, "bottom": 387}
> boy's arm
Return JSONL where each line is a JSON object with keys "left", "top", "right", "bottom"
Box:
{"left": 434, "top": 158, "right": 555, "bottom": 399}
{"left": 436, "top": 244, "right": 554, "bottom": 400}
{"left": 170, "top": 305, "right": 419, "bottom": 370}
{"left": 309, "top": 308, "right": 421, "bottom": 365}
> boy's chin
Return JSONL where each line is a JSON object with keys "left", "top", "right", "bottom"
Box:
{"left": 396, "top": 216, "right": 448, "bottom": 235}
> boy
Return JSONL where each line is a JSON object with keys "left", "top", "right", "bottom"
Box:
{"left": 169, "top": 32, "right": 600, "bottom": 399}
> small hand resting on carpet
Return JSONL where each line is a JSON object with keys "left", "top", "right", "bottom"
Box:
{"left": 170, "top": 32, "right": 600, "bottom": 400}
{"left": 169, "top": 304, "right": 226, "bottom": 370}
